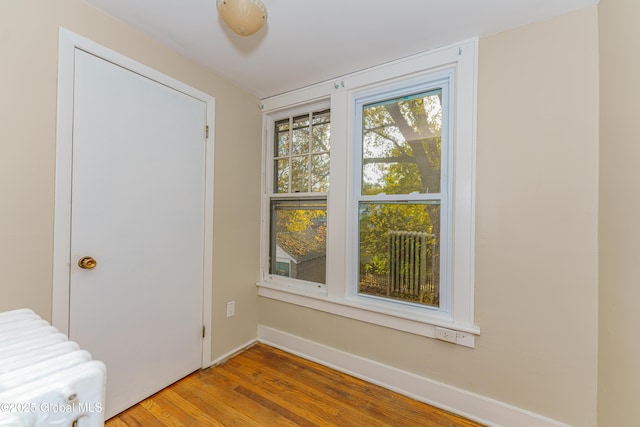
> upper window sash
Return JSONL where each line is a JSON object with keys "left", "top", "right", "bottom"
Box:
{"left": 272, "top": 109, "right": 330, "bottom": 195}
{"left": 352, "top": 73, "right": 452, "bottom": 199}
{"left": 264, "top": 101, "right": 331, "bottom": 197}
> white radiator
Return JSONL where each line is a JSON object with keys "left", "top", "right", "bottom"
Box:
{"left": 388, "top": 230, "right": 435, "bottom": 299}
{"left": 0, "top": 309, "right": 106, "bottom": 427}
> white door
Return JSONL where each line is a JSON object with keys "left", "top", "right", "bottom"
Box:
{"left": 69, "top": 50, "right": 206, "bottom": 418}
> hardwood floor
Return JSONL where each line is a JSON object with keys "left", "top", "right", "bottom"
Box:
{"left": 105, "top": 343, "right": 485, "bottom": 426}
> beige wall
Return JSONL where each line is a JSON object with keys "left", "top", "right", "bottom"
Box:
{"left": 0, "top": 1, "right": 608, "bottom": 425}
{"left": 259, "top": 8, "right": 600, "bottom": 426}
{"left": 598, "top": 0, "right": 640, "bottom": 425}
{"left": 0, "top": 0, "right": 262, "bottom": 360}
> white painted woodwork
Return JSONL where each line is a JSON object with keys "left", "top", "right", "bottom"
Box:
{"left": 68, "top": 49, "right": 206, "bottom": 418}
{"left": 258, "top": 326, "right": 571, "bottom": 427}
{"left": 258, "top": 40, "right": 478, "bottom": 345}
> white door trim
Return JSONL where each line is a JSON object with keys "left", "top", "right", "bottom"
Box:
{"left": 53, "top": 28, "right": 215, "bottom": 368}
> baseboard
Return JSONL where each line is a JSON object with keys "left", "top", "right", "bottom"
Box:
{"left": 210, "top": 337, "right": 257, "bottom": 366}
{"left": 257, "top": 325, "right": 569, "bottom": 427}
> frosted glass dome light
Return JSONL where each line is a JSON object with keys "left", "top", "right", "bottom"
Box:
{"left": 216, "top": 0, "right": 267, "bottom": 36}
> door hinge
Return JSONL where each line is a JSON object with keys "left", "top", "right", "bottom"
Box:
{"left": 205, "top": 125, "right": 209, "bottom": 139}
{"left": 202, "top": 325, "right": 206, "bottom": 338}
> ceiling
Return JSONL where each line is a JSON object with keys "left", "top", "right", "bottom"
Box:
{"left": 83, "top": 0, "right": 598, "bottom": 99}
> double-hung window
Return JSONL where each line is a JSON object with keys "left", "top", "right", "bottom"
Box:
{"left": 268, "top": 108, "right": 330, "bottom": 285}
{"left": 354, "top": 79, "right": 450, "bottom": 310}
{"left": 259, "top": 40, "right": 478, "bottom": 346}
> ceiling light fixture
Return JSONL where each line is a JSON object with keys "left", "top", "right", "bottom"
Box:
{"left": 216, "top": 0, "right": 268, "bottom": 37}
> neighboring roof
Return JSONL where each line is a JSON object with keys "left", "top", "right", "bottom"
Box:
{"left": 276, "top": 225, "right": 326, "bottom": 263}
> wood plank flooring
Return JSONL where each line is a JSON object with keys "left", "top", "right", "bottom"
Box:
{"left": 105, "top": 343, "right": 485, "bottom": 426}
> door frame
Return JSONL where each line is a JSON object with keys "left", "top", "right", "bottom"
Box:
{"left": 52, "top": 28, "right": 214, "bottom": 368}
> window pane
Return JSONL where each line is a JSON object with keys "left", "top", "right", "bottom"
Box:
{"left": 292, "top": 115, "right": 310, "bottom": 155}
{"left": 358, "top": 201, "right": 440, "bottom": 307}
{"left": 293, "top": 114, "right": 310, "bottom": 129}
{"left": 273, "top": 109, "right": 330, "bottom": 196}
{"left": 275, "top": 118, "right": 290, "bottom": 157}
{"left": 274, "top": 158, "right": 289, "bottom": 193}
{"left": 291, "top": 156, "right": 309, "bottom": 193}
{"left": 362, "top": 89, "right": 442, "bottom": 195}
{"left": 312, "top": 109, "right": 330, "bottom": 125}
{"left": 311, "top": 154, "right": 329, "bottom": 192}
{"left": 270, "top": 200, "right": 327, "bottom": 284}
{"left": 312, "top": 110, "right": 331, "bottom": 153}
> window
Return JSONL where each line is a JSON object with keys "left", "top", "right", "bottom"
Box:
{"left": 355, "top": 83, "right": 449, "bottom": 311}
{"left": 259, "top": 40, "right": 478, "bottom": 346}
{"left": 268, "top": 109, "right": 330, "bottom": 285}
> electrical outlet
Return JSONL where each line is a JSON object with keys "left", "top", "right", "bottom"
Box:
{"left": 435, "top": 326, "right": 457, "bottom": 344}
{"left": 226, "top": 301, "right": 235, "bottom": 318}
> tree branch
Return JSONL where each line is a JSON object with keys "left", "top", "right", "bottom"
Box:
{"left": 365, "top": 129, "right": 410, "bottom": 157}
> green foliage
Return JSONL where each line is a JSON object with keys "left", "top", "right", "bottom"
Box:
{"left": 275, "top": 207, "right": 327, "bottom": 260}
{"left": 362, "top": 93, "right": 442, "bottom": 195}
{"left": 358, "top": 91, "right": 444, "bottom": 305}
{"left": 359, "top": 203, "right": 439, "bottom": 266}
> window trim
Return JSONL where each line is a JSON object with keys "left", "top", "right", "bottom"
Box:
{"left": 258, "top": 38, "right": 479, "bottom": 347}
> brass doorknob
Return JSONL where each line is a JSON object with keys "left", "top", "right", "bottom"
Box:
{"left": 78, "top": 256, "right": 97, "bottom": 270}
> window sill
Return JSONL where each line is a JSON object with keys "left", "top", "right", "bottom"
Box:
{"left": 256, "top": 280, "right": 479, "bottom": 348}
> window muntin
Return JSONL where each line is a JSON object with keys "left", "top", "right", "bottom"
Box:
{"left": 355, "top": 83, "right": 449, "bottom": 309}
{"left": 274, "top": 109, "right": 330, "bottom": 194}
